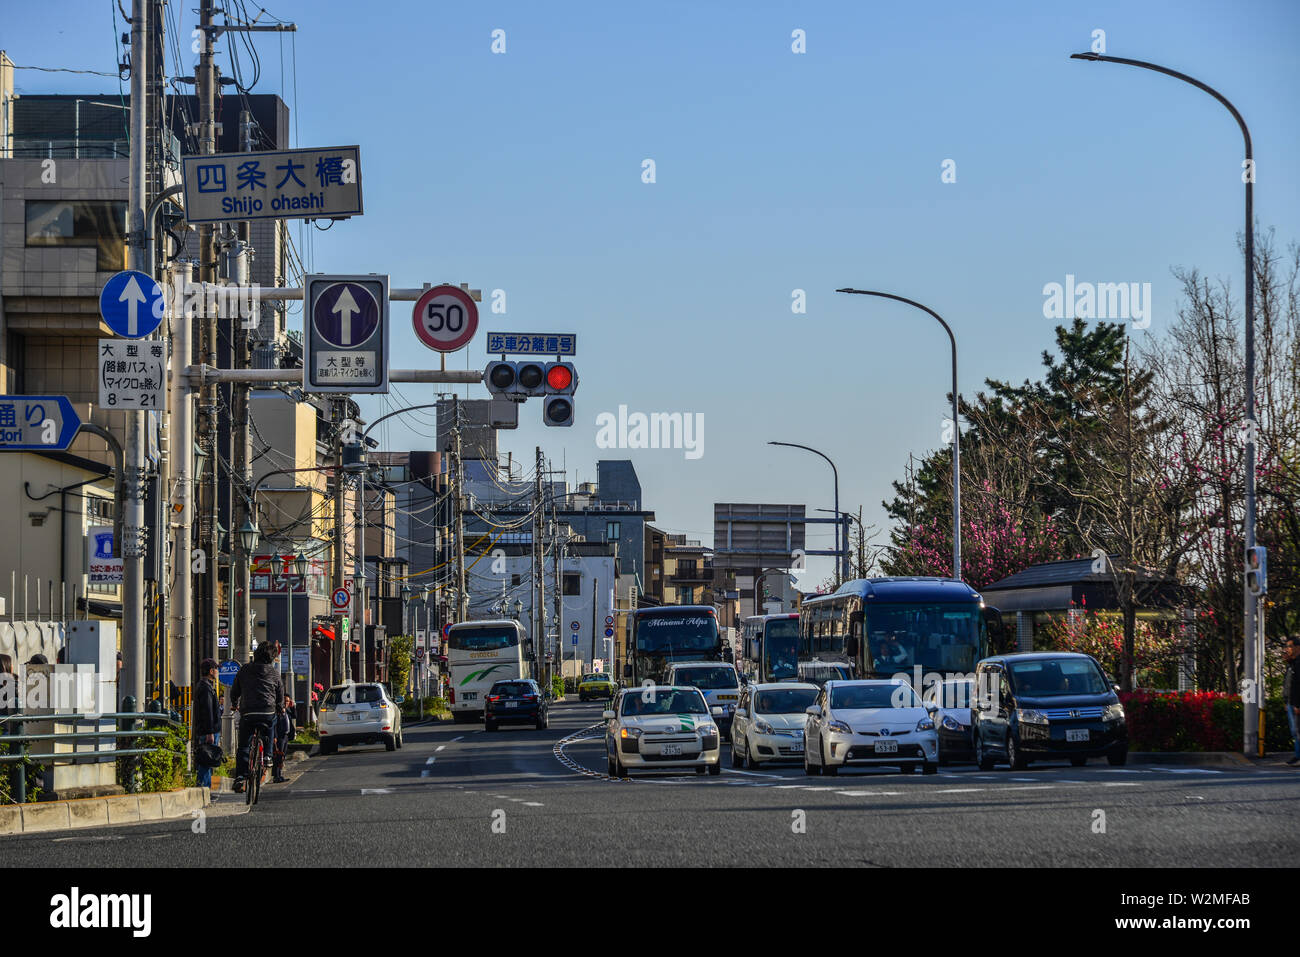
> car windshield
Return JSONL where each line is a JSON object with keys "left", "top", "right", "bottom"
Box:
{"left": 620, "top": 689, "right": 708, "bottom": 716}
{"left": 1009, "top": 659, "right": 1109, "bottom": 697}
{"left": 449, "top": 626, "right": 519, "bottom": 651}
{"left": 491, "top": 682, "right": 534, "bottom": 697}
{"left": 673, "top": 666, "right": 738, "bottom": 690}
{"left": 755, "top": 688, "right": 818, "bottom": 714}
{"left": 635, "top": 614, "right": 718, "bottom": 653}
{"left": 584, "top": 674, "right": 609, "bottom": 683}
{"left": 830, "top": 683, "right": 920, "bottom": 710}
{"left": 322, "top": 685, "right": 383, "bottom": 706}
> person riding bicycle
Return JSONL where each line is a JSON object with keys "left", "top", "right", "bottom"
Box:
{"left": 230, "top": 640, "right": 284, "bottom": 793}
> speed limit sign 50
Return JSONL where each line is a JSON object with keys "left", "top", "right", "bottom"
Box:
{"left": 413, "top": 284, "right": 478, "bottom": 353}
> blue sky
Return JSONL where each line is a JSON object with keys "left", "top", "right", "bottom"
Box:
{"left": 7, "top": 0, "right": 1299, "bottom": 588}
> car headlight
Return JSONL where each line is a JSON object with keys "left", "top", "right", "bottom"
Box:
{"left": 1016, "top": 709, "right": 1048, "bottom": 725}
{"left": 827, "top": 720, "right": 852, "bottom": 735}
{"left": 1102, "top": 703, "right": 1125, "bottom": 722}
{"left": 915, "top": 717, "right": 935, "bottom": 732}
{"left": 697, "top": 724, "right": 718, "bottom": 737}
{"left": 940, "top": 714, "right": 963, "bottom": 731}
{"left": 620, "top": 726, "right": 643, "bottom": 739}
{"left": 754, "top": 718, "right": 774, "bottom": 735}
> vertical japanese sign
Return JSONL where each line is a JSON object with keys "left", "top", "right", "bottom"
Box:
{"left": 98, "top": 339, "right": 167, "bottom": 410}
{"left": 181, "top": 146, "right": 363, "bottom": 224}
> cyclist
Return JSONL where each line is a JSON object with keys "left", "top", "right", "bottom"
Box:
{"left": 230, "top": 640, "right": 284, "bottom": 794}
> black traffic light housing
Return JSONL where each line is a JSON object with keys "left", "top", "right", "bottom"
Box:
{"left": 542, "top": 361, "right": 577, "bottom": 427}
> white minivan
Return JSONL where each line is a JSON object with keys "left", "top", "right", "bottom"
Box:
{"left": 664, "top": 661, "right": 742, "bottom": 741}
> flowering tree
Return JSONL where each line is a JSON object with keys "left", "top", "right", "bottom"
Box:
{"left": 1039, "top": 600, "right": 1182, "bottom": 689}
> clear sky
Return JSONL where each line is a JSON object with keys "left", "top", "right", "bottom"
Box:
{"left": 6, "top": 0, "right": 1298, "bottom": 588}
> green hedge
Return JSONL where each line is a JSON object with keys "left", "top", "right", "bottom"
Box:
{"left": 1120, "top": 691, "right": 1293, "bottom": 752}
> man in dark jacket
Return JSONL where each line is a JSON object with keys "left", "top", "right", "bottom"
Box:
{"left": 193, "top": 659, "right": 221, "bottom": 788}
{"left": 1284, "top": 637, "right": 1300, "bottom": 767}
{"left": 230, "top": 641, "right": 284, "bottom": 792}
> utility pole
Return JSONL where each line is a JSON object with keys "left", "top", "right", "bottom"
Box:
{"left": 452, "top": 398, "right": 467, "bottom": 622}
{"left": 121, "top": 0, "right": 151, "bottom": 712}
{"left": 552, "top": 473, "right": 562, "bottom": 684}
{"left": 167, "top": 260, "right": 194, "bottom": 714}
{"left": 534, "top": 446, "right": 545, "bottom": 688}
{"left": 228, "top": 109, "right": 253, "bottom": 677}
{"left": 332, "top": 398, "right": 346, "bottom": 685}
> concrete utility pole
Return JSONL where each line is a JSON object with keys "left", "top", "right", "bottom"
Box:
{"left": 332, "top": 398, "right": 347, "bottom": 685}
{"left": 534, "top": 446, "right": 545, "bottom": 687}
{"left": 552, "top": 478, "right": 562, "bottom": 682}
{"left": 167, "top": 261, "right": 194, "bottom": 706}
{"left": 453, "top": 399, "right": 467, "bottom": 622}
{"left": 121, "top": 0, "right": 151, "bottom": 711}
{"left": 229, "top": 111, "right": 255, "bottom": 676}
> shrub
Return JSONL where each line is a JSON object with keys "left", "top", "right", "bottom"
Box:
{"left": 1120, "top": 691, "right": 1292, "bottom": 752}
{"left": 551, "top": 675, "right": 565, "bottom": 699}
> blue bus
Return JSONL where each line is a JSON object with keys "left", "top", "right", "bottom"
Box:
{"left": 797, "top": 578, "right": 1001, "bottom": 688}
{"left": 626, "top": 605, "right": 724, "bottom": 685}
{"left": 738, "top": 613, "right": 801, "bottom": 684}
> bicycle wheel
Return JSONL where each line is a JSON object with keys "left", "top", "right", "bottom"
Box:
{"left": 248, "top": 734, "right": 263, "bottom": 806}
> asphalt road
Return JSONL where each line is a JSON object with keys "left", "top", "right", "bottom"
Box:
{"left": 7, "top": 700, "right": 1299, "bottom": 867}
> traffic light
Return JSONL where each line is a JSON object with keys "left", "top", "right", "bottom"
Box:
{"left": 1246, "top": 546, "right": 1268, "bottom": 597}
{"left": 516, "top": 360, "right": 546, "bottom": 396}
{"left": 485, "top": 360, "right": 519, "bottom": 397}
{"left": 542, "top": 361, "right": 577, "bottom": 428}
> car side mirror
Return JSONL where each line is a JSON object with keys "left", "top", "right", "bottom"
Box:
{"left": 925, "top": 703, "right": 937, "bottom": 714}
{"left": 602, "top": 710, "right": 615, "bottom": 720}
{"left": 1113, "top": 684, "right": 1121, "bottom": 694}
{"left": 710, "top": 706, "right": 723, "bottom": 716}
{"left": 735, "top": 708, "right": 746, "bottom": 718}
{"left": 805, "top": 705, "right": 821, "bottom": 716}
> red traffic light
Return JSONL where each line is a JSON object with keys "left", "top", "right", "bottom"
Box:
{"left": 546, "top": 365, "right": 573, "bottom": 391}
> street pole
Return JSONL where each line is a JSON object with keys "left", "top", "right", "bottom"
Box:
{"left": 229, "top": 110, "right": 254, "bottom": 680}
{"left": 167, "top": 260, "right": 194, "bottom": 708}
{"left": 768, "top": 441, "right": 844, "bottom": 585}
{"left": 332, "top": 399, "right": 346, "bottom": 685}
{"left": 121, "top": 0, "right": 150, "bottom": 712}
{"left": 1068, "top": 52, "right": 1258, "bottom": 754}
{"left": 453, "top": 400, "right": 467, "bottom": 622}
{"left": 535, "top": 446, "right": 545, "bottom": 687}
{"left": 835, "top": 289, "right": 961, "bottom": 582}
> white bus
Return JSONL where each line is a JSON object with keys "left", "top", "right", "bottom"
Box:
{"left": 446, "top": 619, "right": 530, "bottom": 722}
{"left": 738, "top": 613, "right": 801, "bottom": 684}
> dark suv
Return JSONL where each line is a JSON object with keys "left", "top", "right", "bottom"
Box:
{"left": 484, "top": 679, "right": 549, "bottom": 732}
{"left": 972, "top": 652, "right": 1128, "bottom": 769}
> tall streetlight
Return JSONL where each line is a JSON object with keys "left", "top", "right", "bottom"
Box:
{"left": 767, "top": 441, "right": 845, "bottom": 585}
{"left": 835, "top": 289, "right": 961, "bottom": 582}
{"left": 1068, "top": 52, "right": 1259, "bottom": 755}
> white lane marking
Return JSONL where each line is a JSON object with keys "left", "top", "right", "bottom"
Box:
{"left": 523, "top": 801, "right": 544, "bottom": 807}
{"left": 725, "top": 768, "right": 783, "bottom": 778}
{"left": 425, "top": 756, "right": 436, "bottom": 765}
{"left": 934, "top": 787, "right": 985, "bottom": 793}
{"left": 1162, "top": 768, "right": 1223, "bottom": 774}
{"left": 436, "top": 745, "right": 446, "bottom": 752}
{"left": 1009, "top": 777, "right": 1036, "bottom": 782}
{"left": 294, "top": 788, "right": 326, "bottom": 793}
{"left": 361, "top": 788, "right": 392, "bottom": 795}
{"left": 53, "top": 835, "right": 122, "bottom": 843}
{"left": 1057, "top": 780, "right": 1086, "bottom": 784}
{"left": 771, "top": 784, "right": 811, "bottom": 789}
{"left": 835, "top": 790, "right": 902, "bottom": 796}
{"left": 1103, "top": 782, "right": 1141, "bottom": 787}
{"left": 1101, "top": 768, "right": 1140, "bottom": 773}
{"left": 451, "top": 736, "right": 464, "bottom": 743}
{"left": 1003, "top": 785, "right": 1056, "bottom": 791}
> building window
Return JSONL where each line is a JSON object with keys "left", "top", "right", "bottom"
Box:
{"left": 606, "top": 520, "right": 621, "bottom": 541}
{"left": 563, "top": 572, "right": 581, "bottom": 596}
{"left": 680, "top": 587, "right": 693, "bottom": 605}
{"left": 25, "top": 200, "right": 127, "bottom": 271}
{"left": 678, "top": 559, "right": 697, "bottom": 577}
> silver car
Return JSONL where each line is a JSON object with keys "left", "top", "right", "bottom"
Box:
{"left": 604, "top": 685, "right": 723, "bottom": 778}
{"left": 730, "top": 682, "right": 820, "bottom": 768}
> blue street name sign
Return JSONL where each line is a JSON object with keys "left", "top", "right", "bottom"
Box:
{"left": 485, "top": 332, "right": 577, "bottom": 356}
{"left": 572, "top": 635, "right": 578, "bottom": 646}
{"left": 100, "top": 270, "right": 166, "bottom": 339}
{"left": 0, "top": 395, "right": 82, "bottom": 451}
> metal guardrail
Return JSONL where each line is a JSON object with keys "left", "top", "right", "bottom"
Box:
{"left": 0, "top": 710, "right": 186, "bottom": 803}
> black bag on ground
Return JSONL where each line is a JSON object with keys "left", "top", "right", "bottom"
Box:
{"left": 195, "top": 741, "right": 224, "bottom": 768}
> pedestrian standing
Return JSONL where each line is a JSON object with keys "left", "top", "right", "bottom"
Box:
{"left": 193, "top": 658, "right": 221, "bottom": 788}
{"left": 1283, "top": 637, "right": 1300, "bottom": 767}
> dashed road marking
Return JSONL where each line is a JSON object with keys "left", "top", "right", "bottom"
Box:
{"left": 451, "top": 736, "right": 464, "bottom": 742}
{"left": 523, "top": 801, "right": 544, "bottom": 807}
{"left": 834, "top": 790, "right": 902, "bottom": 796}
{"left": 361, "top": 788, "right": 392, "bottom": 795}
{"left": 436, "top": 745, "right": 446, "bottom": 752}
{"left": 934, "top": 788, "right": 985, "bottom": 793}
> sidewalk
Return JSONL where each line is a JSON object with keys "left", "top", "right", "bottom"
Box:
{"left": 0, "top": 787, "right": 210, "bottom": 836}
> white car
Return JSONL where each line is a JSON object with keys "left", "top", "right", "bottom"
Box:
{"left": 317, "top": 682, "right": 404, "bottom": 755}
{"left": 927, "top": 677, "right": 975, "bottom": 765}
{"left": 604, "top": 685, "right": 723, "bottom": 778}
{"left": 730, "top": 682, "right": 820, "bottom": 768}
{"left": 804, "top": 679, "right": 939, "bottom": 775}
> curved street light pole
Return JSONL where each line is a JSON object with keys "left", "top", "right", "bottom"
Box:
{"left": 835, "top": 289, "right": 961, "bottom": 582}
{"left": 1069, "top": 52, "right": 1259, "bottom": 755}
{"left": 768, "top": 441, "right": 844, "bottom": 586}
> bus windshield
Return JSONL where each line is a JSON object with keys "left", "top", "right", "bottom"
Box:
{"left": 865, "top": 604, "right": 982, "bottom": 675}
{"left": 763, "top": 619, "right": 799, "bottom": 680}
{"left": 449, "top": 626, "right": 520, "bottom": 652}
{"left": 636, "top": 614, "right": 718, "bottom": 654}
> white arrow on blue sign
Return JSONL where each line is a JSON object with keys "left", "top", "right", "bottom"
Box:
{"left": 0, "top": 395, "right": 82, "bottom": 451}
{"left": 100, "top": 270, "right": 166, "bottom": 339}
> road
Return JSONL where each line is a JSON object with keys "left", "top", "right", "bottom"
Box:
{"left": 6, "top": 700, "right": 1298, "bottom": 867}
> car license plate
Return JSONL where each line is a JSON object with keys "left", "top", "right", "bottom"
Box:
{"left": 661, "top": 744, "right": 682, "bottom": 756}
{"left": 874, "top": 740, "right": 899, "bottom": 753}
{"left": 790, "top": 741, "right": 804, "bottom": 753}
{"left": 1066, "top": 729, "right": 1090, "bottom": 742}
{"left": 505, "top": 701, "right": 518, "bottom": 708}
{"left": 345, "top": 713, "right": 361, "bottom": 722}
{"left": 718, "top": 695, "right": 737, "bottom": 701}
{"left": 463, "top": 692, "right": 477, "bottom": 701}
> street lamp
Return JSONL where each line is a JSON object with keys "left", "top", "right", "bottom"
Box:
{"left": 835, "top": 289, "right": 961, "bottom": 582}
{"left": 768, "top": 441, "right": 845, "bottom": 585}
{"left": 193, "top": 441, "right": 209, "bottom": 480}
{"left": 237, "top": 519, "right": 260, "bottom": 554}
{"left": 1069, "top": 52, "right": 1259, "bottom": 754}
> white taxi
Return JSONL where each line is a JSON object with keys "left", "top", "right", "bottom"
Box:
{"left": 604, "top": 685, "right": 723, "bottom": 778}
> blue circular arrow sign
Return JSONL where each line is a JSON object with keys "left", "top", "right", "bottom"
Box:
{"left": 100, "top": 270, "right": 166, "bottom": 339}
{"left": 313, "top": 281, "right": 380, "bottom": 348}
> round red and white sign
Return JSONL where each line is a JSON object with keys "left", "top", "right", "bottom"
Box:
{"left": 331, "top": 587, "right": 350, "bottom": 609}
{"left": 412, "top": 284, "right": 478, "bottom": 353}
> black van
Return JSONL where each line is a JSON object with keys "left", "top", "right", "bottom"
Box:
{"left": 972, "top": 652, "right": 1128, "bottom": 769}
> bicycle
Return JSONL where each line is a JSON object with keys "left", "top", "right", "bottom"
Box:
{"left": 246, "top": 723, "right": 268, "bottom": 806}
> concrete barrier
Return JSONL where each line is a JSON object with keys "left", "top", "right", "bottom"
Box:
{"left": 0, "top": 787, "right": 209, "bottom": 837}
